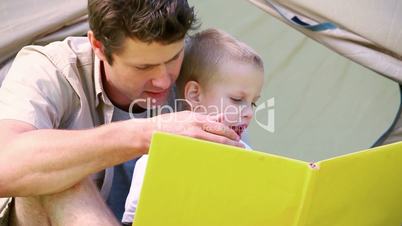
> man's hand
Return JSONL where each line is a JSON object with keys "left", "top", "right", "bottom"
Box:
{"left": 145, "top": 111, "right": 245, "bottom": 149}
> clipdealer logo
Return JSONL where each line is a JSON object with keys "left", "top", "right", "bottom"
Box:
{"left": 128, "top": 97, "right": 275, "bottom": 133}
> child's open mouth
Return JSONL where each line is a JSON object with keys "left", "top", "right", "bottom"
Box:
{"left": 229, "top": 124, "right": 247, "bottom": 137}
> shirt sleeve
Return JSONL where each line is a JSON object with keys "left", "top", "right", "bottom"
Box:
{"left": 122, "top": 155, "right": 149, "bottom": 223}
{"left": 0, "top": 46, "right": 73, "bottom": 129}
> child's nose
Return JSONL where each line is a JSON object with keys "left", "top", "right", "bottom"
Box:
{"left": 242, "top": 105, "right": 253, "bottom": 120}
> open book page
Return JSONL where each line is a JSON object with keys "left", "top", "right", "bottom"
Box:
{"left": 134, "top": 132, "right": 402, "bottom": 226}
{"left": 302, "top": 142, "right": 402, "bottom": 226}
{"left": 134, "top": 132, "right": 311, "bottom": 226}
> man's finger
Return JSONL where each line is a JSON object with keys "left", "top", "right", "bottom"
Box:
{"left": 202, "top": 121, "right": 239, "bottom": 141}
{"left": 195, "top": 129, "right": 245, "bottom": 148}
{"left": 205, "top": 113, "right": 224, "bottom": 123}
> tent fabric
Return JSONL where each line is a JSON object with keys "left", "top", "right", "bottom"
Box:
{"left": 189, "top": 0, "right": 400, "bottom": 161}
{"left": 382, "top": 86, "right": 402, "bottom": 145}
{"left": 267, "top": 0, "right": 402, "bottom": 57}
{"left": 249, "top": 0, "right": 402, "bottom": 84}
{"left": 0, "top": 0, "right": 87, "bottom": 63}
{"left": 383, "top": 114, "right": 402, "bottom": 145}
{"left": 248, "top": 0, "right": 402, "bottom": 151}
{"left": 0, "top": 0, "right": 400, "bottom": 161}
{"left": 0, "top": 58, "right": 13, "bottom": 87}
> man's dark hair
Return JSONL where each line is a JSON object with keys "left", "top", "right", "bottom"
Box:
{"left": 88, "top": 0, "right": 198, "bottom": 64}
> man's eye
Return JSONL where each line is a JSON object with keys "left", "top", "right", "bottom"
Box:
{"left": 170, "top": 53, "right": 180, "bottom": 61}
{"left": 135, "top": 65, "right": 154, "bottom": 71}
{"left": 135, "top": 66, "right": 150, "bottom": 70}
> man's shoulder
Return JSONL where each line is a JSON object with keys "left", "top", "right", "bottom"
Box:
{"left": 0, "top": 37, "right": 97, "bottom": 129}
{"left": 12, "top": 37, "right": 95, "bottom": 97}
{"left": 20, "top": 36, "right": 93, "bottom": 69}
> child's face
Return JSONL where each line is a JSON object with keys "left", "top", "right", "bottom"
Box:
{"left": 188, "top": 63, "right": 264, "bottom": 138}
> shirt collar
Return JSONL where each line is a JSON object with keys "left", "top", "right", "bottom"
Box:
{"left": 94, "top": 56, "right": 112, "bottom": 107}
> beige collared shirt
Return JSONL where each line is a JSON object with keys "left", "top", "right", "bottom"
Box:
{"left": 0, "top": 37, "right": 115, "bottom": 129}
{"left": 0, "top": 36, "right": 179, "bottom": 201}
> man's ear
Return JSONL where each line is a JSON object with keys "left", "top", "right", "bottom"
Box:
{"left": 88, "top": 31, "right": 107, "bottom": 62}
{"left": 184, "top": 81, "right": 202, "bottom": 106}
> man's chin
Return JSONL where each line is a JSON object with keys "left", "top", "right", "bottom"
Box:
{"left": 151, "top": 98, "right": 169, "bottom": 108}
{"left": 136, "top": 96, "right": 169, "bottom": 109}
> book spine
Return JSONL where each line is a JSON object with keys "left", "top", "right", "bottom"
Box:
{"left": 293, "top": 162, "right": 320, "bottom": 226}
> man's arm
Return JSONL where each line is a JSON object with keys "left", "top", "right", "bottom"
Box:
{"left": 0, "top": 111, "right": 242, "bottom": 197}
{"left": 0, "top": 119, "right": 148, "bottom": 197}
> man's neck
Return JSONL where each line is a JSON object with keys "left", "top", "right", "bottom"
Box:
{"left": 100, "top": 61, "right": 132, "bottom": 111}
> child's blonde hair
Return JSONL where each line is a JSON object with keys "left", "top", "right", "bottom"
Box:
{"left": 176, "top": 28, "right": 264, "bottom": 98}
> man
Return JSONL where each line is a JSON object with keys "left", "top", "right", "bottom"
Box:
{"left": 0, "top": 0, "right": 243, "bottom": 225}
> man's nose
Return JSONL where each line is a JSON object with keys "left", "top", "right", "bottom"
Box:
{"left": 151, "top": 64, "right": 171, "bottom": 90}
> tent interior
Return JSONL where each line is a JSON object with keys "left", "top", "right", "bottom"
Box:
{"left": 0, "top": 0, "right": 401, "bottom": 162}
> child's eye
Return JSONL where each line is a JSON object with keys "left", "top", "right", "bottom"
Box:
{"left": 252, "top": 102, "right": 257, "bottom": 108}
{"left": 230, "top": 97, "right": 242, "bottom": 103}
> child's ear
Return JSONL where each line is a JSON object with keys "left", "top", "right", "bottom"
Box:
{"left": 184, "top": 81, "right": 202, "bottom": 105}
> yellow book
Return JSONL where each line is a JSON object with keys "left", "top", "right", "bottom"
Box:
{"left": 133, "top": 132, "right": 402, "bottom": 226}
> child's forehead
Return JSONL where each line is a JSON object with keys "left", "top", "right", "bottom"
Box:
{"left": 203, "top": 69, "right": 264, "bottom": 90}
{"left": 196, "top": 60, "right": 264, "bottom": 92}
{"left": 216, "top": 61, "right": 263, "bottom": 77}
{"left": 205, "top": 66, "right": 263, "bottom": 86}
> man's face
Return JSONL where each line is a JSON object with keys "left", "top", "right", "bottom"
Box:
{"left": 102, "top": 38, "right": 185, "bottom": 109}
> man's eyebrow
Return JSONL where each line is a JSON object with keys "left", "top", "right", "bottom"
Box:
{"left": 134, "top": 47, "right": 184, "bottom": 68}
